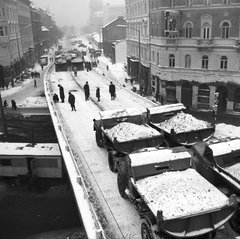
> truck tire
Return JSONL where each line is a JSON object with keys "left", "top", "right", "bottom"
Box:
{"left": 95, "top": 131, "right": 104, "bottom": 148}
{"left": 141, "top": 220, "right": 154, "bottom": 239}
{"left": 117, "top": 172, "right": 127, "bottom": 198}
{"left": 108, "top": 151, "right": 117, "bottom": 172}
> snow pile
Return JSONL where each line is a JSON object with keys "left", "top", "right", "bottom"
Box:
{"left": 19, "top": 97, "right": 47, "bottom": 107}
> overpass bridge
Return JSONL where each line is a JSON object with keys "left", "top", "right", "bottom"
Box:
{"left": 43, "top": 64, "right": 157, "bottom": 239}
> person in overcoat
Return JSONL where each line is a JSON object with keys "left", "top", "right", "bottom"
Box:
{"left": 58, "top": 84, "right": 65, "bottom": 102}
{"left": 68, "top": 92, "right": 76, "bottom": 111}
{"left": 109, "top": 81, "right": 116, "bottom": 100}
{"left": 96, "top": 87, "right": 100, "bottom": 102}
{"left": 83, "top": 81, "right": 90, "bottom": 101}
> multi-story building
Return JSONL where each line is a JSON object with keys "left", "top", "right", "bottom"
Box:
{"left": 150, "top": 0, "right": 240, "bottom": 114}
{"left": 102, "top": 16, "right": 126, "bottom": 60}
{"left": 89, "top": 0, "right": 103, "bottom": 32}
{"left": 30, "top": 4, "right": 42, "bottom": 60}
{"left": 16, "top": 0, "right": 34, "bottom": 69}
{"left": 0, "top": 0, "right": 19, "bottom": 87}
{"left": 125, "top": 0, "right": 150, "bottom": 94}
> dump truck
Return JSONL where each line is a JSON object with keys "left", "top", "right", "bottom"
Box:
{"left": 146, "top": 103, "right": 215, "bottom": 147}
{"left": 116, "top": 145, "right": 237, "bottom": 239}
{"left": 93, "top": 108, "right": 164, "bottom": 172}
{"left": 191, "top": 136, "right": 240, "bottom": 234}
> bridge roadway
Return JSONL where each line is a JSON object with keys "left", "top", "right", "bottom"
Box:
{"left": 44, "top": 65, "right": 157, "bottom": 239}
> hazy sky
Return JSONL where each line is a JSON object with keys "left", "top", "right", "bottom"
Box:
{"left": 31, "top": 0, "right": 125, "bottom": 28}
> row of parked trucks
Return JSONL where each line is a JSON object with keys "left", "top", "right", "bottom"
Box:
{"left": 93, "top": 103, "right": 240, "bottom": 239}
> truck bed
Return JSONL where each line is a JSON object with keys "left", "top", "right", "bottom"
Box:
{"left": 103, "top": 122, "right": 163, "bottom": 154}
{"left": 147, "top": 104, "right": 215, "bottom": 146}
{"left": 133, "top": 168, "right": 229, "bottom": 219}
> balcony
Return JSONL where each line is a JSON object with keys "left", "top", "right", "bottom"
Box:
{"left": 195, "top": 38, "right": 213, "bottom": 50}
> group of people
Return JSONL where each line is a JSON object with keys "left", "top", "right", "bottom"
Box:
{"left": 31, "top": 71, "right": 40, "bottom": 78}
{"left": 3, "top": 99, "right": 17, "bottom": 110}
{"left": 55, "top": 81, "right": 116, "bottom": 111}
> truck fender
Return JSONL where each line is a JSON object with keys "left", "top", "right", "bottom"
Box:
{"left": 117, "top": 162, "right": 128, "bottom": 198}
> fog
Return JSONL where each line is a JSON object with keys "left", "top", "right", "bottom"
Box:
{"left": 31, "top": 0, "right": 125, "bottom": 28}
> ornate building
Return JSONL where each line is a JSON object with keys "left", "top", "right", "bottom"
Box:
{"left": 150, "top": 0, "right": 240, "bottom": 113}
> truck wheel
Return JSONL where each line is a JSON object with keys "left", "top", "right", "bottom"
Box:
{"left": 95, "top": 131, "right": 104, "bottom": 148}
{"left": 108, "top": 151, "right": 117, "bottom": 172}
{"left": 141, "top": 220, "right": 154, "bottom": 239}
{"left": 117, "top": 172, "right": 127, "bottom": 198}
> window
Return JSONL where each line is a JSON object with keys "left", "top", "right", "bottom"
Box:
{"left": 202, "top": 55, "right": 208, "bottom": 69}
{"left": 221, "top": 22, "right": 230, "bottom": 38}
{"left": 186, "top": 0, "right": 193, "bottom": 6}
{"left": 152, "top": 51, "right": 155, "bottom": 62}
{"left": 157, "top": 52, "right": 159, "bottom": 65}
{"left": 185, "top": 23, "right": 192, "bottom": 38}
{"left": 204, "top": 0, "right": 210, "bottom": 5}
{"left": 169, "top": 54, "right": 175, "bottom": 67}
{"left": 4, "top": 26, "right": 7, "bottom": 36}
{"left": 185, "top": 55, "right": 191, "bottom": 68}
{"left": 170, "top": 0, "right": 175, "bottom": 7}
{"left": 0, "top": 26, "right": 4, "bottom": 36}
{"left": 203, "top": 23, "right": 210, "bottom": 39}
{"left": 220, "top": 56, "right": 227, "bottom": 70}
{"left": 223, "top": 0, "right": 229, "bottom": 4}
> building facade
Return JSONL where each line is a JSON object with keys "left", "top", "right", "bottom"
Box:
{"left": 16, "top": 0, "right": 34, "bottom": 70}
{"left": 150, "top": 0, "right": 240, "bottom": 114}
{"left": 112, "top": 39, "right": 127, "bottom": 64}
{"left": 102, "top": 16, "right": 126, "bottom": 60}
{"left": 125, "top": 0, "right": 150, "bottom": 94}
{"left": 30, "top": 4, "right": 42, "bottom": 60}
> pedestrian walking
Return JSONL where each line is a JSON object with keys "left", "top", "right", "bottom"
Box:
{"left": 41, "top": 65, "right": 44, "bottom": 70}
{"left": 31, "top": 71, "right": 34, "bottom": 78}
{"left": 34, "top": 78, "right": 37, "bottom": 87}
{"left": 11, "top": 99, "right": 17, "bottom": 110}
{"left": 68, "top": 92, "right": 76, "bottom": 111}
{"left": 73, "top": 66, "right": 77, "bottom": 77}
{"left": 58, "top": 84, "right": 65, "bottom": 102}
{"left": 3, "top": 100, "right": 8, "bottom": 108}
{"left": 109, "top": 81, "right": 116, "bottom": 100}
{"left": 96, "top": 87, "right": 100, "bottom": 102}
{"left": 106, "top": 65, "right": 109, "bottom": 71}
{"left": 53, "top": 93, "right": 59, "bottom": 103}
{"left": 83, "top": 81, "right": 90, "bottom": 101}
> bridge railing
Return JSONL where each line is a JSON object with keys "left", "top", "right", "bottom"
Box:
{"left": 44, "top": 64, "right": 106, "bottom": 239}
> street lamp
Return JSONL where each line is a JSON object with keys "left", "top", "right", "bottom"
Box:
{"left": 0, "top": 91, "right": 7, "bottom": 136}
{"left": 118, "top": 24, "right": 141, "bottom": 88}
{"left": 16, "top": 24, "right": 32, "bottom": 75}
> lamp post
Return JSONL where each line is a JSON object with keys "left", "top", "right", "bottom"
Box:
{"left": 118, "top": 25, "right": 141, "bottom": 90}
{"left": 16, "top": 24, "right": 32, "bottom": 75}
{"left": 0, "top": 91, "right": 7, "bottom": 136}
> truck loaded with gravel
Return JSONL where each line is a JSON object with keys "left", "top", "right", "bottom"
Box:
{"left": 116, "top": 145, "right": 237, "bottom": 239}
{"left": 146, "top": 103, "right": 215, "bottom": 147}
{"left": 93, "top": 108, "right": 164, "bottom": 172}
{"left": 191, "top": 136, "right": 240, "bottom": 234}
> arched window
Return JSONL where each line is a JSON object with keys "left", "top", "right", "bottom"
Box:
{"left": 221, "top": 22, "right": 230, "bottom": 38}
{"left": 203, "top": 22, "right": 210, "bottom": 39}
{"left": 220, "top": 56, "right": 227, "bottom": 70}
{"left": 202, "top": 55, "right": 208, "bottom": 69}
{"left": 198, "top": 84, "right": 210, "bottom": 109}
{"left": 169, "top": 54, "right": 175, "bottom": 67}
{"left": 185, "top": 55, "right": 191, "bottom": 68}
{"left": 185, "top": 22, "right": 192, "bottom": 38}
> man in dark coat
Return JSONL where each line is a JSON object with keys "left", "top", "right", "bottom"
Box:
{"left": 109, "top": 81, "right": 116, "bottom": 100}
{"left": 68, "top": 92, "right": 76, "bottom": 111}
{"left": 58, "top": 84, "right": 65, "bottom": 102}
{"left": 83, "top": 81, "right": 90, "bottom": 101}
{"left": 96, "top": 87, "right": 100, "bottom": 102}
